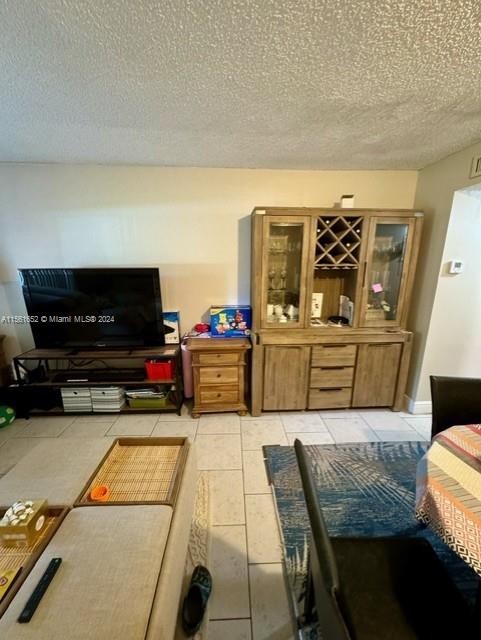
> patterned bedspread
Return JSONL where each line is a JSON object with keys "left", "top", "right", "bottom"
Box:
{"left": 415, "top": 424, "right": 481, "bottom": 576}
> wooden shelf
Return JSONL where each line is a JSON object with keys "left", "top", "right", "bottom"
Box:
{"left": 13, "top": 345, "right": 184, "bottom": 417}
{"left": 28, "top": 402, "right": 179, "bottom": 416}
{"left": 14, "top": 346, "right": 180, "bottom": 360}
{"left": 315, "top": 264, "right": 359, "bottom": 270}
{"left": 24, "top": 376, "right": 175, "bottom": 387}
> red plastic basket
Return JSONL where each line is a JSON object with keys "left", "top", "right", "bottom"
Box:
{"left": 144, "top": 359, "right": 175, "bottom": 380}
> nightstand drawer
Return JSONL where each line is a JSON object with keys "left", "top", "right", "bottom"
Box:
{"left": 310, "top": 367, "right": 354, "bottom": 389}
{"left": 311, "top": 345, "right": 357, "bottom": 367}
{"left": 308, "top": 387, "right": 352, "bottom": 409}
{"left": 199, "top": 386, "right": 240, "bottom": 405}
{"left": 199, "top": 366, "right": 238, "bottom": 385}
{"left": 197, "top": 352, "right": 240, "bottom": 366}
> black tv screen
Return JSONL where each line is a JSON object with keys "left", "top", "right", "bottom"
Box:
{"left": 19, "top": 268, "right": 165, "bottom": 348}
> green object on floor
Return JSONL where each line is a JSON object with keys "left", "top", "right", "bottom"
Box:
{"left": 0, "top": 406, "right": 15, "bottom": 428}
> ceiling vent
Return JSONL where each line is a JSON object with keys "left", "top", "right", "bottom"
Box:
{"left": 469, "top": 155, "right": 481, "bottom": 179}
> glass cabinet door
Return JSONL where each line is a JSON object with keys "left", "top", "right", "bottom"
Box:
{"left": 261, "top": 216, "right": 311, "bottom": 328}
{"left": 360, "top": 218, "right": 415, "bottom": 327}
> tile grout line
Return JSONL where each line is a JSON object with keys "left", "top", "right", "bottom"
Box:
{"left": 241, "top": 426, "right": 256, "bottom": 640}
{"left": 209, "top": 616, "right": 252, "bottom": 621}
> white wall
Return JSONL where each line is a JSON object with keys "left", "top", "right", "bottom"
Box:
{"left": 0, "top": 164, "right": 417, "bottom": 355}
{"left": 408, "top": 139, "right": 481, "bottom": 408}
{"left": 414, "top": 189, "right": 481, "bottom": 400}
{"left": 0, "top": 284, "right": 21, "bottom": 363}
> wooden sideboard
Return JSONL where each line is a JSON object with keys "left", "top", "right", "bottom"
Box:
{"left": 250, "top": 207, "right": 423, "bottom": 415}
{"left": 253, "top": 329, "right": 412, "bottom": 414}
{"left": 187, "top": 338, "right": 251, "bottom": 418}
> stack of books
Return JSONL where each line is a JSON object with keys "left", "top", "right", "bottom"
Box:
{"left": 90, "top": 387, "right": 125, "bottom": 412}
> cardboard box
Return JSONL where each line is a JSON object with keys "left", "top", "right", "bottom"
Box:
{"left": 0, "top": 499, "right": 48, "bottom": 548}
{"left": 163, "top": 311, "right": 180, "bottom": 344}
{"left": 210, "top": 306, "right": 251, "bottom": 337}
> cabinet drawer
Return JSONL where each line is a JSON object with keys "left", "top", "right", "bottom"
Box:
{"left": 310, "top": 367, "right": 354, "bottom": 389}
{"left": 199, "top": 366, "right": 238, "bottom": 385}
{"left": 197, "top": 352, "right": 240, "bottom": 366}
{"left": 311, "top": 345, "right": 357, "bottom": 367}
{"left": 308, "top": 388, "right": 352, "bottom": 409}
{"left": 199, "top": 385, "right": 240, "bottom": 405}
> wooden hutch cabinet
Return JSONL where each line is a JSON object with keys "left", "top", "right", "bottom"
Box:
{"left": 250, "top": 207, "right": 423, "bottom": 416}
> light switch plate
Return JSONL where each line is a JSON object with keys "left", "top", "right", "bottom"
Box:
{"left": 448, "top": 260, "right": 464, "bottom": 274}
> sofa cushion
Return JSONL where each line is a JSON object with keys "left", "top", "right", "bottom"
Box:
{"left": 0, "top": 438, "right": 113, "bottom": 506}
{"left": 0, "top": 505, "right": 172, "bottom": 639}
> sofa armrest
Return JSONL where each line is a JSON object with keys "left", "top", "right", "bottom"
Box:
{"left": 146, "top": 443, "right": 198, "bottom": 640}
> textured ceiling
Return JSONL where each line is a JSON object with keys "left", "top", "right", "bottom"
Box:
{"left": 1, "top": 0, "right": 481, "bottom": 169}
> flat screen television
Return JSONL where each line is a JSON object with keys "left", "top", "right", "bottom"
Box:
{"left": 19, "top": 268, "right": 165, "bottom": 349}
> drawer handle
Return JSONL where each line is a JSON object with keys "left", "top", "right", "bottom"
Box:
{"left": 217, "top": 373, "right": 221, "bottom": 378}
{"left": 318, "top": 388, "right": 343, "bottom": 392}
{"left": 319, "top": 366, "right": 346, "bottom": 370}
{"left": 217, "top": 393, "right": 221, "bottom": 398}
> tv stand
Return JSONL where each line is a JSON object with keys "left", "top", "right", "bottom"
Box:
{"left": 11, "top": 346, "right": 183, "bottom": 417}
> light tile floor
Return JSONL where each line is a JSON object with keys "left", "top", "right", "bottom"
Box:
{"left": 0, "top": 407, "right": 431, "bottom": 640}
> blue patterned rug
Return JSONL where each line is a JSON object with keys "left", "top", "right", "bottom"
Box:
{"left": 264, "top": 441, "right": 479, "bottom": 637}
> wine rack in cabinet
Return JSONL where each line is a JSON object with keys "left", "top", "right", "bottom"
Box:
{"left": 315, "top": 216, "right": 363, "bottom": 270}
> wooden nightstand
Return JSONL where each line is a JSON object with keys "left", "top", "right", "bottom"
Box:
{"left": 187, "top": 338, "right": 251, "bottom": 418}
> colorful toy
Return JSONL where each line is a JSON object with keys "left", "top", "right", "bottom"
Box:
{"left": 210, "top": 306, "right": 251, "bottom": 337}
{"left": 90, "top": 485, "right": 111, "bottom": 502}
{"left": 194, "top": 323, "right": 210, "bottom": 333}
{"left": 0, "top": 407, "right": 15, "bottom": 429}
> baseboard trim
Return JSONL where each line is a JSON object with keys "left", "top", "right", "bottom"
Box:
{"left": 404, "top": 395, "right": 432, "bottom": 415}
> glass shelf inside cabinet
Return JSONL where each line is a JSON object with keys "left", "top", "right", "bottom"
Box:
{"left": 265, "top": 222, "right": 303, "bottom": 324}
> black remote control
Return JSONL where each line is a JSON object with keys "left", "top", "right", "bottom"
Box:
{"left": 17, "top": 558, "right": 62, "bottom": 623}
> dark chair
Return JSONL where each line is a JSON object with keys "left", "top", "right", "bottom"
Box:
{"left": 294, "top": 439, "right": 476, "bottom": 639}
{"left": 430, "top": 375, "right": 481, "bottom": 439}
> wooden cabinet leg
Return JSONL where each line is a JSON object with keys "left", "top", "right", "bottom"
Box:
{"left": 192, "top": 412, "right": 200, "bottom": 419}
{"left": 250, "top": 340, "right": 263, "bottom": 416}
{"left": 238, "top": 410, "right": 247, "bottom": 417}
{"left": 393, "top": 337, "right": 413, "bottom": 411}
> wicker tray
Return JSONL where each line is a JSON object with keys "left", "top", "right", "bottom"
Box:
{"left": 0, "top": 506, "right": 69, "bottom": 618}
{"left": 76, "top": 437, "right": 189, "bottom": 507}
